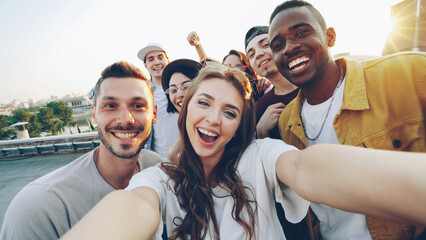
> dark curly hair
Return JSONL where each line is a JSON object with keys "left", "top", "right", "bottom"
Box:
{"left": 161, "top": 66, "right": 257, "bottom": 239}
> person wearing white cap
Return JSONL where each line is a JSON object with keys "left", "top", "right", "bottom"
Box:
{"left": 137, "top": 43, "right": 180, "bottom": 160}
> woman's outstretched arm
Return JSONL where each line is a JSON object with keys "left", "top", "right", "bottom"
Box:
{"left": 276, "top": 144, "right": 426, "bottom": 226}
{"left": 61, "top": 187, "right": 160, "bottom": 240}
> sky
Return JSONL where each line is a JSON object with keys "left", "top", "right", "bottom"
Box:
{"left": 0, "top": 0, "right": 402, "bottom": 104}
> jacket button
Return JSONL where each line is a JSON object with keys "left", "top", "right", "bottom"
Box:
{"left": 392, "top": 139, "right": 402, "bottom": 148}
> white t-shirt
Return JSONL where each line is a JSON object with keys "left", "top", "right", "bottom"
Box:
{"left": 152, "top": 82, "right": 180, "bottom": 160}
{"left": 126, "top": 138, "right": 310, "bottom": 240}
{"left": 301, "top": 79, "right": 372, "bottom": 240}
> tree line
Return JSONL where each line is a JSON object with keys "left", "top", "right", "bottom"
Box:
{"left": 0, "top": 101, "right": 85, "bottom": 140}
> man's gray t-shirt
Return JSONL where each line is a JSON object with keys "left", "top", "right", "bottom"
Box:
{"left": 0, "top": 149, "right": 161, "bottom": 240}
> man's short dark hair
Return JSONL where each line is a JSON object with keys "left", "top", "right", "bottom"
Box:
{"left": 270, "top": 0, "right": 327, "bottom": 30}
{"left": 244, "top": 26, "right": 269, "bottom": 50}
{"left": 94, "top": 61, "right": 153, "bottom": 105}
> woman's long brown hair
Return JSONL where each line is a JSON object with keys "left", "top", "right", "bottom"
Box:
{"left": 162, "top": 66, "right": 257, "bottom": 239}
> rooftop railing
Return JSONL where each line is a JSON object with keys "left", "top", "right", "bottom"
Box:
{"left": 0, "top": 132, "right": 100, "bottom": 159}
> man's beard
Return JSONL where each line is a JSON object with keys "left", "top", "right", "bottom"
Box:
{"left": 98, "top": 124, "right": 149, "bottom": 159}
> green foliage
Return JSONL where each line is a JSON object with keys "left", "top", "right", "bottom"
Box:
{"left": 3, "top": 101, "right": 76, "bottom": 138}
{"left": 27, "top": 115, "right": 42, "bottom": 137}
{"left": 0, "top": 115, "right": 15, "bottom": 140}
{"left": 0, "top": 128, "right": 15, "bottom": 140}
{"left": 87, "top": 118, "right": 96, "bottom": 131}
{"left": 2, "top": 101, "right": 77, "bottom": 138}
{"left": 47, "top": 101, "right": 74, "bottom": 134}
{"left": 12, "top": 109, "right": 31, "bottom": 122}
{"left": 37, "top": 107, "right": 64, "bottom": 135}
{"left": 50, "top": 120, "right": 63, "bottom": 135}
{"left": 76, "top": 121, "right": 81, "bottom": 133}
{"left": 27, "top": 106, "right": 41, "bottom": 112}
{"left": 0, "top": 115, "right": 13, "bottom": 128}
{"left": 37, "top": 107, "right": 54, "bottom": 132}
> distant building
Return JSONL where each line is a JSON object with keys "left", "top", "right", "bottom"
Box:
{"left": 17, "top": 102, "right": 29, "bottom": 109}
{"left": 11, "top": 99, "right": 21, "bottom": 107}
{"left": 61, "top": 95, "right": 93, "bottom": 113}
{"left": 28, "top": 99, "right": 37, "bottom": 105}
{"left": 383, "top": 0, "right": 426, "bottom": 54}
{"left": 60, "top": 95, "right": 93, "bottom": 134}
{"left": 37, "top": 98, "right": 51, "bottom": 105}
{"left": 0, "top": 106, "right": 14, "bottom": 116}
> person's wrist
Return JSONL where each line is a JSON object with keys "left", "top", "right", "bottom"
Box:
{"left": 200, "top": 56, "right": 208, "bottom": 62}
{"left": 256, "top": 127, "right": 267, "bottom": 139}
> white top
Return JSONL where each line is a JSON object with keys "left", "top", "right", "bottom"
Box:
{"left": 152, "top": 82, "right": 180, "bottom": 160}
{"left": 301, "top": 79, "right": 372, "bottom": 240}
{"left": 301, "top": 79, "right": 346, "bottom": 146}
{"left": 126, "top": 138, "right": 310, "bottom": 240}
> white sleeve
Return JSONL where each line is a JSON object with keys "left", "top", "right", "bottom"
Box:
{"left": 125, "top": 167, "right": 169, "bottom": 240}
{"left": 257, "top": 138, "right": 310, "bottom": 223}
{"left": 126, "top": 166, "right": 169, "bottom": 211}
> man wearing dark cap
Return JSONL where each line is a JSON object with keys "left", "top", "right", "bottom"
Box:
{"left": 245, "top": 26, "right": 309, "bottom": 240}
{"left": 245, "top": 26, "right": 298, "bottom": 140}
{"left": 137, "top": 43, "right": 180, "bottom": 160}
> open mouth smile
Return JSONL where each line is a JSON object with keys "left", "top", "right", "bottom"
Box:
{"left": 107, "top": 126, "right": 143, "bottom": 140}
{"left": 112, "top": 132, "right": 139, "bottom": 140}
{"left": 197, "top": 128, "right": 218, "bottom": 142}
{"left": 111, "top": 132, "right": 139, "bottom": 140}
{"left": 288, "top": 56, "right": 310, "bottom": 72}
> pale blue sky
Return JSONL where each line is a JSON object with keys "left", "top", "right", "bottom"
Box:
{"left": 0, "top": 0, "right": 400, "bottom": 104}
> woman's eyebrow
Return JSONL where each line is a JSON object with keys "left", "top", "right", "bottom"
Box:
{"left": 197, "top": 93, "right": 214, "bottom": 100}
{"left": 197, "top": 93, "right": 241, "bottom": 113}
{"left": 225, "top": 104, "right": 241, "bottom": 114}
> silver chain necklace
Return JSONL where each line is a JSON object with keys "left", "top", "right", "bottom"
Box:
{"left": 300, "top": 66, "right": 344, "bottom": 141}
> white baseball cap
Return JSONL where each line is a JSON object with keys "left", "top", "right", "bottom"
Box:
{"left": 137, "top": 43, "right": 166, "bottom": 62}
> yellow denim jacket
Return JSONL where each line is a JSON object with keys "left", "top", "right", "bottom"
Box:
{"left": 279, "top": 52, "right": 426, "bottom": 239}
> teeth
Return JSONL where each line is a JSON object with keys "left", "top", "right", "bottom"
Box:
{"left": 292, "top": 64, "right": 306, "bottom": 71}
{"left": 288, "top": 56, "right": 310, "bottom": 69}
{"left": 259, "top": 59, "right": 269, "bottom": 67}
{"left": 115, "top": 132, "right": 137, "bottom": 140}
{"left": 153, "top": 67, "right": 163, "bottom": 71}
{"left": 198, "top": 128, "right": 217, "bottom": 137}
